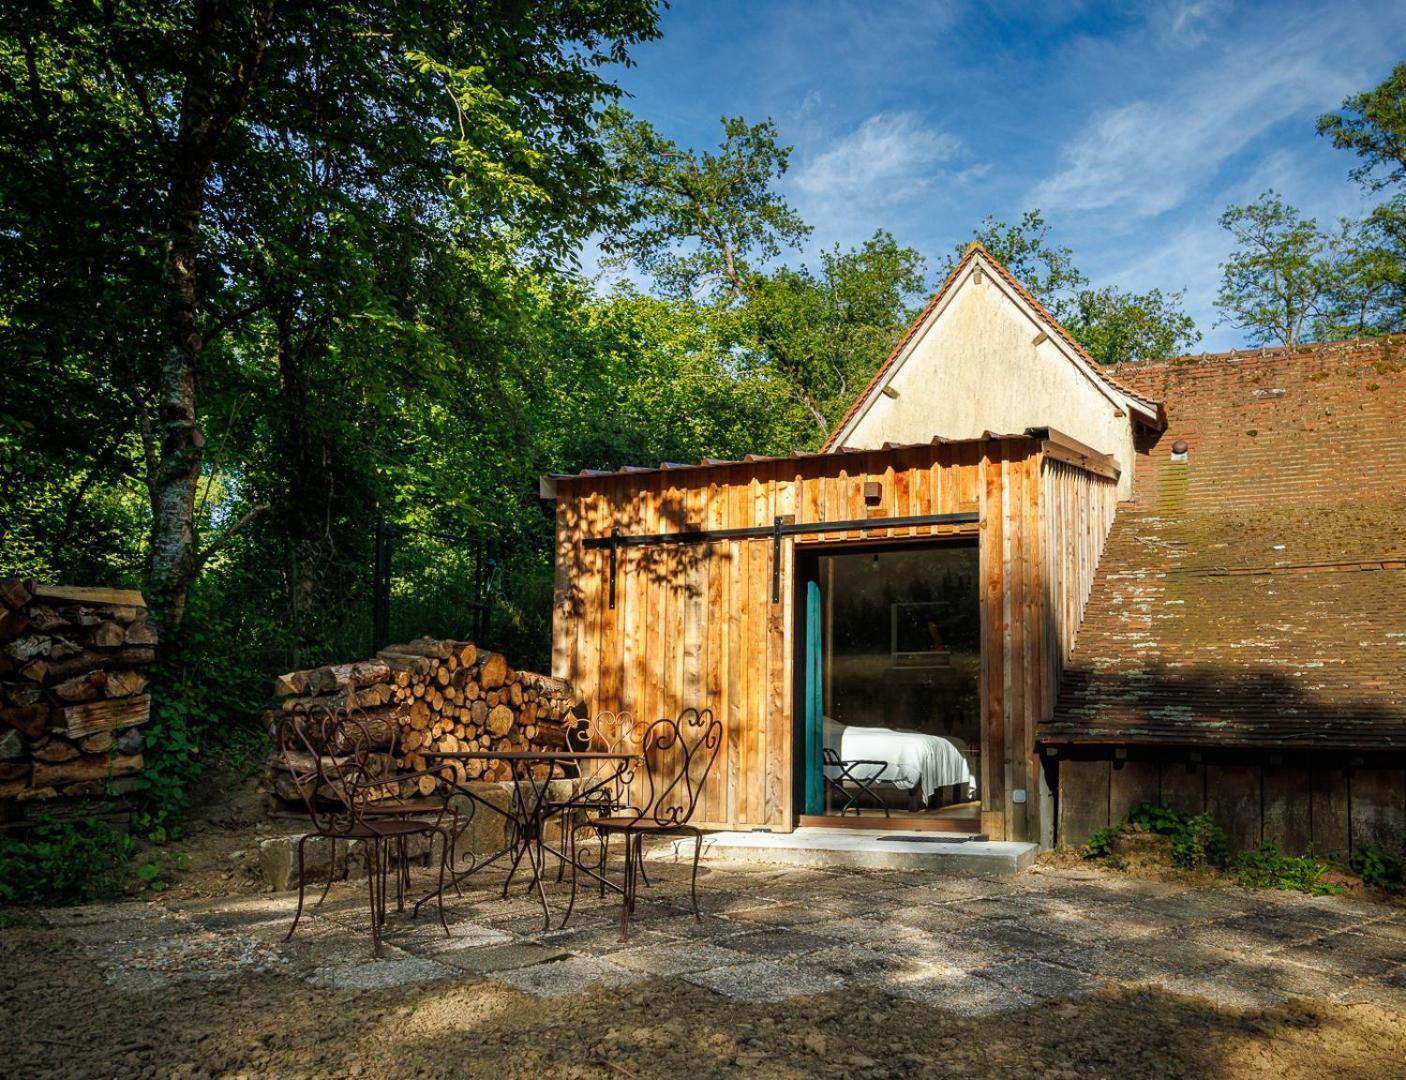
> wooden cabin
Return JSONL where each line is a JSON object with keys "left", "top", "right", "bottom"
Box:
{"left": 545, "top": 242, "right": 1406, "bottom": 855}
{"left": 545, "top": 431, "right": 1117, "bottom": 843}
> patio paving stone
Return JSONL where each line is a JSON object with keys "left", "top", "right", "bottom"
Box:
{"left": 491, "top": 955, "right": 645, "bottom": 997}
{"left": 882, "top": 966, "right": 1039, "bottom": 1015}
{"left": 609, "top": 939, "right": 750, "bottom": 976}
{"left": 977, "top": 958, "right": 1108, "bottom": 1000}
{"left": 433, "top": 941, "right": 570, "bottom": 973}
{"left": 681, "top": 958, "right": 845, "bottom": 1002}
{"left": 722, "top": 927, "right": 841, "bottom": 958}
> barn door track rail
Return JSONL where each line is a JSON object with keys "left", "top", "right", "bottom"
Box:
{"left": 583, "top": 511, "right": 980, "bottom": 608}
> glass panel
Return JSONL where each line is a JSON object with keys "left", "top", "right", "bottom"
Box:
{"left": 818, "top": 543, "right": 980, "bottom": 815}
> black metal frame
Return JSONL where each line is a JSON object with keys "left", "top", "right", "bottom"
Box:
{"left": 584, "top": 511, "right": 980, "bottom": 608}
{"left": 372, "top": 517, "right": 499, "bottom": 652}
{"left": 822, "top": 747, "right": 894, "bottom": 818}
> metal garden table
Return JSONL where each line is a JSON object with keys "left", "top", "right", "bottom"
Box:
{"left": 412, "top": 749, "right": 637, "bottom": 929}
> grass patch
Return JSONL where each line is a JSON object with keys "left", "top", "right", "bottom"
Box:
{"left": 0, "top": 816, "right": 138, "bottom": 905}
{"left": 1230, "top": 843, "right": 1344, "bottom": 896}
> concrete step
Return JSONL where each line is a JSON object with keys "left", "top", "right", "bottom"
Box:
{"left": 658, "top": 827, "right": 1038, "bottom": 875}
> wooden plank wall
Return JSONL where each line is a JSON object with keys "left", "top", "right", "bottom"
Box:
{"left": 1057, "top": 752, "right": 1406, "bottom": 858}
{"left": 1034, "top": 458, "right": 1119, "bottom": 842}
{"left": 553, "top": 443, "right": 998, "bottom": 831}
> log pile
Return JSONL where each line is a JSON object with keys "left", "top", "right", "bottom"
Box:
{"left": 0, "top": 582, "right": 155, "bottom": 817}
{"left": 268, "top": 638, "right": 577, "bottom": 808}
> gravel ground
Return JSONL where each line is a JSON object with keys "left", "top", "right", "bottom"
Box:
{"left": 5, "top": 852, "right": 1406, "bottom": 1079}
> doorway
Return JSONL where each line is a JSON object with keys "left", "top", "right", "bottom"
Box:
{"left": 796, "top": 541, "right": 982, "bottom": 830}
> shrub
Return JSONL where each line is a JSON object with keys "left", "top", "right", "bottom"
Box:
{"left": 1083, "top": 824, "right": 1122, "bottom": 861}
{"left": 1125, "top": 802, "right": 1228, "bottom": 869}
{"left": 1231, "top": 843, "right": 1344, "bottom": 895}
{"left": 0, "top": 817, "right": 137, "bottom": 904}
{"left": 1354, "top": 845, "right": 1405, "bottom": 890}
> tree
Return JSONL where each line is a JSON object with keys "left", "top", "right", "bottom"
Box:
{"left": 603, "top": 112, "right": 926, "bottom": 439}
{"left": 1215, "top": 191, "right": 1335, "bottom": 348}
{"left": 743, "top": 233, "right": 929, "bottom": 432}
{"left": 948, "top": 211, "right": 1087, "bottom": 309}
{"left": 1062, "top": 286, "right": 1201, "bottom": 365}
{"left": 600, "top": 108, "right": 811, "bottom": 303}
{"left": 1317, "top": 62, "right": 1406, "bottom": 193}
{"left": 1317, "top": 197, "right": 1406, "bottom": 338}
{"left": 951, "top": 213, "right": 1200, "bottom": 362}
{"left": 0, "top": 0, "right": 662, "bottom": 640}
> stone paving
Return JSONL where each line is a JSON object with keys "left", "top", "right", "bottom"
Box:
{"left": 41, "top": 857, "right": 1406, "bottom": 1015}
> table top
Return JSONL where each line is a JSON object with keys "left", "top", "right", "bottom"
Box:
{"left": 420, "top": 749, "right": 639, "bottom": 762}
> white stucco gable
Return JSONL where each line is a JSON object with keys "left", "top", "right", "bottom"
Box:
{"left": 824, "top": 244, "right": 1163, "bottom": 499}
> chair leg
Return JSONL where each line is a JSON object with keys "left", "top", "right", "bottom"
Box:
{"left": 690, "top": 830, "right": 704, "bottom": 921}
{"left": 636, "top": 840, "right": 651, "bottom": 889}
{"left": 432, "top": 827, "right": 450, "bottom": 938}
{"left": 316, "top": 837, "right": 337, "bottom": 907}
{"left": 368, "top": 839, "right": 383, "bottom": 958}
{"left": 597, "top": 830, "right": 608, "bottom": 899}
{"left": 617, "top": 833, "right": 634, "bottom": 942}
{"left": 286, "top": 835, "right": 310, "bottom": 942}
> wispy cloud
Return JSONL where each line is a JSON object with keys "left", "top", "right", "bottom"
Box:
{"left": 1029, "top": 42, "right": 1355, "bottom": 219}
{"left": 1164, "top": 1, "right": 1227, "bottom": 46}
{"left": 792, "top": 112, "right": 964, "bottom": 206}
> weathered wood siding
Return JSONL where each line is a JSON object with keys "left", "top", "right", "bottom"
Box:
{"left": 552, "top": 437, "right": 1113, "bottom": 836}
{"left": 1057, "top": 749, "right": 1406, "bottom": 857}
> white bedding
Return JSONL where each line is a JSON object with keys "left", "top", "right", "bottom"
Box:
{"left": 823, "top": 717, "right": 975, "bottom": 801}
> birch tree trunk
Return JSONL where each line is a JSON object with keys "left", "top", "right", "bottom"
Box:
{"left": 145, "top": 1, "right": 274, "bottom": 637}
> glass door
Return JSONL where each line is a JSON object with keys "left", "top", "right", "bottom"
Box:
{"left": 800, "top": 542, "right": 982, "bottom": 822}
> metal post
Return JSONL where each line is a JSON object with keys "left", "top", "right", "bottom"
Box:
{"left": 372, "top": 517, "right": 393, "bottom": 653}
{"left": 608, "top": 526, "right": 619, "bottom": 610}
{"left": 771, "top": 516, "right": 783, "bottom": 603}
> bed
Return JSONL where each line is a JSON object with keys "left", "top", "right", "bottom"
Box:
{"left": 822, "top": 716, "right": 976, "bottom": 804}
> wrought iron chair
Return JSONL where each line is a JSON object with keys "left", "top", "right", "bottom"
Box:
{"left": 277, "top": 707, "right": 452, "bottom": 956}
{"left": 587, "top": 707, "right": 723, "bottom": 940}
{"left": 823, "top": 747, "right": 892, "bottom": 817}
{"left": 330, "top": 704, "right": 468, "bottom": 903}
{"left": 550, "top": 710, "right": 638, "bottom": 881}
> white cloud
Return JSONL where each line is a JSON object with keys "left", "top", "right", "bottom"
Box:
{"left": 1165, "top": 1, "right": 1226, "bottom": 46}
{"left": 792, "top": 112, "right": 963, "bottom": 206}
{"left": 1027, "top": 21, "right": 1367, "bottom": 220}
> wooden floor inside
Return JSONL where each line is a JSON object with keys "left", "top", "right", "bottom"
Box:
{"left": 799, "top": 799, "right": 982, "bottom": 833}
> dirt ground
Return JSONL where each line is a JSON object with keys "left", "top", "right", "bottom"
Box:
{"left": 4, "top": 775, "right": 1405, "bottom": 1079}
{"left": 3, "top": 910, "right": 1404, "bottom": 1080}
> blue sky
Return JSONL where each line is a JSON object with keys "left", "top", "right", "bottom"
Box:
{"left": 608, "top": 0, "right": 1406, "bottom": 351}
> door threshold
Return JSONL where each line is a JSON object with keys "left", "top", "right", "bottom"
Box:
{"left": 797, "top": 814, "right": 980, "bottom": 834}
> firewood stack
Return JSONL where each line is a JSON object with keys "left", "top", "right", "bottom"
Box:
{"left": 0, "top": 581, "right": 155, "bottom": 818}
{"left": 267, "top": 637, "right": 577, "bottom": 809}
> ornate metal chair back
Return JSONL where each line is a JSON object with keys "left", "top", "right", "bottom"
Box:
{"left": 565, "top": 709, "right": 638, "bottom": 802}
{"left": 638, "top": 708, "right": 722, "bottom": 828}
{"left": 276, "top": 703, "right": 374, "bottom": 838}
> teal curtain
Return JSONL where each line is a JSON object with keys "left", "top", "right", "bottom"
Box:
{"left": 804, "top": 577, "right": 824, "bottom": 815}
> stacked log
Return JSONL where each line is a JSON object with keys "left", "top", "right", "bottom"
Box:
{"left": 0, "top": 582, "right": 155, "bottom": 817}
{"left": 268, "top": 638, "right": 577, "bottom": 807}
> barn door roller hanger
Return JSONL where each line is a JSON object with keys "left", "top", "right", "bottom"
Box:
{"left": 584, "top": 512, "right": 980, "bottom": 608}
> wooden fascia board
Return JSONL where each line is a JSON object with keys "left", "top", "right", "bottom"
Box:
{"left": 1034, "top": 427, "right": 1120, "bottom": 481}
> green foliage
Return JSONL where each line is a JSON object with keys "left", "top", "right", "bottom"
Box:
{"left": 1317, "top": 62, "right": 1406, "bottom": 193}
{"left": 1215, "top": 191, "right": 1337, "bottom": 348}
{"left": 1082, "top": 824, "right": 1121, "bottom": 861}
{"left": 1062, "top": 285, "right": 1202, "bottom": 365}
{"left": 601, "top": 108, "right": 812, "bottom": 301}
{"left": 1084, "top": 803, "right": 1229, "bottom": 871}
{"left": 1354, "top": 845, "right": 1405, "bottom": 889}
{"left": 1124, "top": 803, "right": 1227, "bottom": 869}
{"left": 953, "top": 211, "right": 1088, "bottom": 304}
{"left": 1230, "top": 843, "right": 1344, "bottom": 895}
{"left": 0, "top": 817, "right": 137, "bottom": 905}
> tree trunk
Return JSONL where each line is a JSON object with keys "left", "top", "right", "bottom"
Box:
{"left": 145, "top": 1, "right": 274, "bottom": 638}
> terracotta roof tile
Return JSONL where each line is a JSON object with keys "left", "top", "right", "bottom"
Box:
{"left": 1043, "top": 337, "right": 1406, "bottom": 750}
